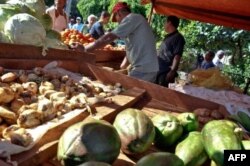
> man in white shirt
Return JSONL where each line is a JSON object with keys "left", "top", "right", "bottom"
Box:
{"left": 46, "top": 0, "right": 68, "bottom": 32}
{"left": 72, "top": 2, "right": 159, "bottom": 83}
{"left": 213, "top": 50, "right": 225, "bottom": 69}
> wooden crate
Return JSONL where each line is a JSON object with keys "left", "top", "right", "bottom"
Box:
{"left": 0, "top": 43, "right": 95, "bottom": 76}
{"left": 41, "top": 98, "right": 226, "bottom": 166}
{"left": 93, "top": 50, "right": 125, "bottom": 63}
{"left": 0, "top": 87, "right": 146, "bottom": 166}
{"left": 0, "top": 43, "right": 125, "bottom": 71}
{"left": 0, "top": 45, "right": 230, "bottom": 165}
{"left": 92, "top": 50, "right": 125, "bottom": 70}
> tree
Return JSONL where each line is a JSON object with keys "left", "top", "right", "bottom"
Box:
{"left": 77, "top": 0, "right": 110, "bottom": 21}
{"left": 178, "top": 21, "right": 250, "bottom": 92}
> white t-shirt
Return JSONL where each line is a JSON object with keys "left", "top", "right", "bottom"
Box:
{"left": 112, "top": 13, "right": 159, "bottom": 73}
{"left": 46, "top": 6, "right": 68, "bottom": 32}
{"left": 213, "top": 57, "right": 224, "bottom": 69}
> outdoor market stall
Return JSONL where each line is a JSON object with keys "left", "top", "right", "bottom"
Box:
{"left": 0, "top": 57, "right": 231, "bottom": 166}
{"left": 0, "top": 0, "right": 249, "bottom": 166}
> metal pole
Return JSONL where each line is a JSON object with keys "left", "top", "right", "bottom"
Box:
{"left": 65, "top": 0, "right": 72, "bottom": 16}
{"left": 148, "top": 3, "right": 154, "bottom": 25}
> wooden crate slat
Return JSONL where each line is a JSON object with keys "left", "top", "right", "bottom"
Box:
{"left": 0, "top": 87, "right": 146, "bottom": 166}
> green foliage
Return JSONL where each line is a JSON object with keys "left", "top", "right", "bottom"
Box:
{"left": 179, "top": 21, "right": 250, "bottom": 92}
{"left": 77, "top": 0, "right": 110, "bottom": 20}
{"left": 44, "top": 0, "right": 53, "bottom": 7}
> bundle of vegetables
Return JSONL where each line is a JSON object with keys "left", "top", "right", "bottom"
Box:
{"left": 55, "top": 103, "right": 250, "bottom": 166}
{"left": 0, "top": 2, "right": 33, "bottom": 31}
{"left": 0, "top": 0, "right": 67, "bottom": 51}
{"left": 5, "top": 0, "right": 50, "bottom": 31}
{"left": 60, "top": 29, "right": 125, "bottom": 51}
{"left": 4, "top": 13, "right": 46, "bottom": 47}
{"left": 0, "top": 66, "right": 123, "bottom": 147}
{"left": 61, "top": 29, "right": 95, "bottom": 46}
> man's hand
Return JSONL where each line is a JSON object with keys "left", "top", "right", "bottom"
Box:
{"left": 166, "top": 70, "right": 176, "bottom": 83}
{"left": 84, "top": 42, "right": 95, "bottom": 52}
{"left": 69, "top": 42, "right": 85, "bottom": 52}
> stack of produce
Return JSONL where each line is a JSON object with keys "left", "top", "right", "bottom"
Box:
{"left": 60, "top": 29, "right": 125, "bottom": 51}
{"left": 101, "top": 44, "right": 125, "bottom": 51}
{"left": 0, "top": 0, "right": 68, "bottom": 52}
{"left": 57, "top": 107, "right": 250, "bottom": 166}
{"left": 60, "top": 29, "right": 95, "bottom": 46}
{"left": 0, "top": 66, "right": 123, "bottom": 147}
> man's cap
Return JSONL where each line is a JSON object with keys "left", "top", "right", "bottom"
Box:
{"left": 76, "top": 17, "right": 81, "bottom": 20}
{"left": 111, "top": 2, "right": 130, "bottom": 22}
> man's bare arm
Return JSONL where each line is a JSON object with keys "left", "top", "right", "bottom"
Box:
{"left": 171, "top": 55, "right": 181, "bottom": 72}
{"left": 85, "top": 32, "right": 118, "bottom": 52}
{"left": 120, "top": 56, "right": 129, "bottom": 69}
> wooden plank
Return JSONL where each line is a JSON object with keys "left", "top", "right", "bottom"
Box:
{"left": 0, "top": 59, "right": 81, "bottom": 73}
{"left": 87, "top": 63, "right": 227, "bottom": 112}
{"left": 0, "top": 43, "right": 94, "bottom": 61}
{"left": 92, "top": 50, "right": 125, "bottom": 62}
{"left": 0, "top": 43, "right": 96, "bottom": 78}
{"left": 0, "top": 87, "right": 146, "bottom": 166}
{"left": 10, "top": 111, "right": 89, "bottom": 166}
{"left": 95, "top": 87, "right": 146, "bottom": 123}
{"left": 97, "top": 61, "right": 122, "bottom": 70}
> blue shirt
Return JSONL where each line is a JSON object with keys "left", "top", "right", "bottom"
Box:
{"left": 89, "top": 21, "right": 104, "bottom": 39}
{"left": 72, "top": 23, "right": 85, "bottom": 33}
{"left": 201, "top": 61, "right": 215, "bottom": 69}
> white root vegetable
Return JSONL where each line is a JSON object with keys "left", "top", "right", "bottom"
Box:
{"left": 10, "top": 98, "right": 25, "bottom": 115}
{"left": 0, "top": 106, "right": 17, "bottom": 121}
{"left": 1, "top": 72, "right": 17, "bottom": 83}
{"left": 17, "top": 109, "right": 42, "bottom": 128}
{"left": 39, "top": 81, "right": 54, "bottom": 95}
{"left": 0, "top": 87, "right": 15, "bottom": 103}
{"left": 22, "top": 82, "right": 38, "bottom": 95}
{"left": 2, "top": 125, "right": 33, "bottom": 147}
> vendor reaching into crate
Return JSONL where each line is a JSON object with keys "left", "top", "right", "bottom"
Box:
{"left": 71, "top": 2, "right": 159, "bottom": 83}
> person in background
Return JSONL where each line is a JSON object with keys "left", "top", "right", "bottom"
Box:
{"left": 68, "top": 18, "right": 75, "bottom": 29}
{"left": 46, "top": 0, "right": 68, "bottom": 32}
{"left": 155, "top": 16, "right": 186, "bottom": 87}
{"left": 195, "top": 53, "right": 204, "bottom": 69}
{"left": 89, "top": 11, "right": 110, "bottom": 39}
{"left": 84, "top": 14, "right": 97, "bottom": 33}
{"left": 71, "top": 2, "right": 159, "bottom": 83}
{"left": 72, "top": 17, "right": 85, "bottom": 33}
{"left": 213, "top": 50, "right": 225, "bottom": 69}
{"left": 200, "top": 51, "right": 215, "bottom": 69}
